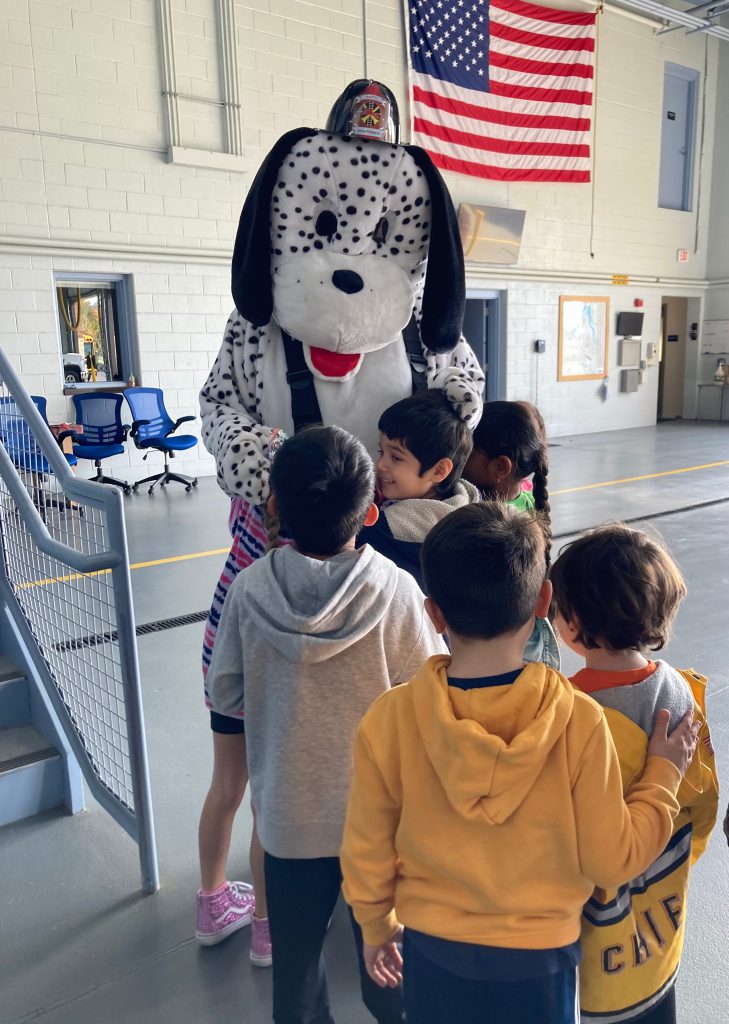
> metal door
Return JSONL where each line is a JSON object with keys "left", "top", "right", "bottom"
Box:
{"left": 658, "top": 64, "right": 698, "bottom": 211}
{"left": 463, "top": 299, "right": 488, "bottom": 388}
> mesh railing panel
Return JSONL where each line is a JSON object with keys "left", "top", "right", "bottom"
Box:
{"left": 0, "top": 383, "right": 133, "bottom": 810}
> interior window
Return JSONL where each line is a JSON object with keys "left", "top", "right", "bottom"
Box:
{"left": 56, "top": 282, "right": 124, "bottom": 389}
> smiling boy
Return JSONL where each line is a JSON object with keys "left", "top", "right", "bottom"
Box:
{"left": 357, "top": 378, "right": 481, "bottom": 588}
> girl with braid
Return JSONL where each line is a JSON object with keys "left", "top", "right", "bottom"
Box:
{"left": 465, "top": 401, "right": 550, "bottom": 534}
{"left": 464, "top": 400, "right": 558, "bottom": 666}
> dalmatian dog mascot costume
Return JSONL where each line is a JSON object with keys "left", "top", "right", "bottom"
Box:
{"left": 200, "top": 81, "right": 484, "bottom": 675}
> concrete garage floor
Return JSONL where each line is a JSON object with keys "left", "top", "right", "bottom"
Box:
{"left": 1, "top": 421, "right": 728, "bottom": 1024}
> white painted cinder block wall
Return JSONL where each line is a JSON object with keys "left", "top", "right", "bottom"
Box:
{"left": 0, "top": 0, "right": 727, "bottom": 481}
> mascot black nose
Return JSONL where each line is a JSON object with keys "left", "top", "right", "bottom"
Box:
{"left": 332, "top": 269, "right": 364, "bottom": 294}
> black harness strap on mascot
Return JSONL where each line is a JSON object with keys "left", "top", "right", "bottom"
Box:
{"left": 403, "top": 317, "right": 428, "bottom": 393}
{"left": 281, "top": 329, "right": 322, "bottom": 432}
{"left": 282, "top": 319, "right": 428, "bottom": 432}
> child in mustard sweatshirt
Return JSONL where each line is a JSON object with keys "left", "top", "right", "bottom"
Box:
{"left": 340, "top": 502, "right": 699, "bottom": 1024}
{"left": 550, "top": 524, "right": 718, "bottom": 1024}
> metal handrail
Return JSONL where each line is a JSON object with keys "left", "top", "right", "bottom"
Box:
{"left": 0, "top": 350, "right": 113, "bottom": 497}
{"left": 0, "top": 347, "right": 159, "bottom": 893}
{"left": 0, "top": 442, "right": 118, "bottom": 573}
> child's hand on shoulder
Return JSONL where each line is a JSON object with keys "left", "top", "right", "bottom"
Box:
{"left": 647, "top": 708, "right": 700, "bottom": 775}
{"left": 363, "top": 926, "right": 404, "bottom": 988}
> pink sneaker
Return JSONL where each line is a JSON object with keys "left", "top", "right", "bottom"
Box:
{"left": 195, "top": 881, "right": 255, "bottom": 946}
{"left": 250, "top": 916, "right": 273, "bottom": 967}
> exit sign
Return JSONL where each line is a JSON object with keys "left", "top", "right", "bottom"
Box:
{"left": 677, "top": 249, "right": 689, "bottom": 263}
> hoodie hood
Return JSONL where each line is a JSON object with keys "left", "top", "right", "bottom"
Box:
{"left": 244, "top": 544, "right": 399, "bottom": 664}
{"left": 356, "top": 480, "right": 482, "bottom": 589}
{"left": 382, "top": 479, "right": 481, "bottom": 542}
{"left": 411, "top": 655, "right": 574, "bottom": 825}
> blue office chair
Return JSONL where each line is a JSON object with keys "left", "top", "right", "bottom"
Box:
{"left": 0, "top": 395, "right": 77, "bottom": 518}
{"left": 70, "top": 393, "right": 131, "bottom": 494}
{"left": 124, "top": 387, "right": 198, "bottom": 494}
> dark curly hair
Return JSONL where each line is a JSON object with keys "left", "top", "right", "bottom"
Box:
{"left": 549, "top": 523, "right": 686, "bottom": 652}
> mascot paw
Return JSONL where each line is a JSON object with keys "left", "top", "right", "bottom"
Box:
{"left": 431, "top": 367, "right": 483, "bottom": 430}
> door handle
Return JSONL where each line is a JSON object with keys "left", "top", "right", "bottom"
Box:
{"left": 679, "top": 147, "right": 687, "bottom": 155}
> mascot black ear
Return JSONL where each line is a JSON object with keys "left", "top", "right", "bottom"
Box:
{"left": 232, "top": 127, "right": 315, "bottom": 326}
{"left": 404, "top": 146, "right": 465, "bottom": 354}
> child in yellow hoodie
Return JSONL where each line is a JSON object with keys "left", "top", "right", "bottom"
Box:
{"left": 550, "top": 524, "right": 718, "bottom": 1024}
{"left": 340, "top": 502, "right": 699, "bottom": 1024}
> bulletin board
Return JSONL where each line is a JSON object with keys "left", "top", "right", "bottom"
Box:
{"left": 558, "top": 296, "right": 610, "bottom": 381}
{"left": 702, "top": 320, "right": 729, "bottom": 354}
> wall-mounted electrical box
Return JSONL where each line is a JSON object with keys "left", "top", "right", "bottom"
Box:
{"left": 620, "top": 369, "right": 640, "bottom": 393}
{"left": 534, "top": 339, "right": 546, "bottom": 354}
{"left": 619, "top": 339, "right": 641, "bottom": 366}
{"left": 646, "top": 342, "right": 658, "bottom": 363}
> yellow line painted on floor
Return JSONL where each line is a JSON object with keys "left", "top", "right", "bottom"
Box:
{"left": 129, "top": 547, "right": 229, "bottom": 571}
{"left": 551, "top": 460, "right": 729, "bottom": 496}
{"left": 18, "top": 547, "right": 230, "bottom": 589}
{"left": 18, "top": 459, "right": 729, "bottom": 589}
{"left": 18, "top": 570, "right": 109, "bottom": 588}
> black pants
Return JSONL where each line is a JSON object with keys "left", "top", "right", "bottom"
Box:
{"left": 403, "top": 931, "right": 578, "bottom": 1024}
{"left": 264, "top": 852, "right": 405, "bottom": 1024}
{"left": 633, "top": 987, "right": 677, "bottom": 1024}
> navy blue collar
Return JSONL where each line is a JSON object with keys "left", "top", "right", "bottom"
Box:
{"left": 447, "top": 669, "right": 522, "bottom": 690}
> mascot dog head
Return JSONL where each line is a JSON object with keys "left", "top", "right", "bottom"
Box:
{"left": 232, "top": 128, "right": 465, "bottom": 382}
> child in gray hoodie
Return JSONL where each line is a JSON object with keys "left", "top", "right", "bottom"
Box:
{"left": 206, "top": 424, "right": 445, "bottom": 1024}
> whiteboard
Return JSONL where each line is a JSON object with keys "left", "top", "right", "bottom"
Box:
{"left": 703, "top": 320, "right": 729, "bottom": 354}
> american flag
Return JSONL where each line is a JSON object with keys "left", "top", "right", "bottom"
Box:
{"left": 407, "top": 0, "right": 597, "bottom": 182}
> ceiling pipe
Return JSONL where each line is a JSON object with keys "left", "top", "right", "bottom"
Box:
{"left": 607, "top": 0, "right": 729, "bottom": 39}
{"left": 666, "top": 0, "right": 729, "bottom": 13}
{"left": 655, "top": 0, "right": 729, "bottom": 35}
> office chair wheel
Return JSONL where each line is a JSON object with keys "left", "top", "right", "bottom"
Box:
{"left": 185, "top": 484, "right": 192, "bottom": 492}
{"left": 148, "top": 486, "right": 155, "bottom": 495}
{"left": 192, "top": 479, "right": 198, "bottom": 488}
{"left": 123, "top": 485, "right": 132, "bottom": 496}
{"left": 132, "top": 483, "right": 140, "bottom": 493}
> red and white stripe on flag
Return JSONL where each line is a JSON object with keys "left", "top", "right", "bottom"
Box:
{"left": 409, "top": 0, "right": 597, "bottom": 183}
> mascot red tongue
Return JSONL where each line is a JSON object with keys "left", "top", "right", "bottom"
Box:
{"left": 309, "top": 347, "right": 362, "bottom": 380}
{"left": 198, "top": 77, "right": 484, "bottom": 672}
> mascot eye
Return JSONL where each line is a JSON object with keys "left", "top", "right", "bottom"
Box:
{"left": 315, "top": 210, "right": 338, "bottom": 238}
{"left": 372, "top": 217, "right": 389, "bottom": 244}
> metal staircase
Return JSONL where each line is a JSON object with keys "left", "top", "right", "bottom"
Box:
{"left": 0, "top": 656, "right": 66, "bottom": 827}
{"left": 0, "top": 348, "right": 159, "bottom": 893}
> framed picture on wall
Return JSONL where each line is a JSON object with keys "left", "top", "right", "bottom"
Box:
{"left": 558, "top": 296, "right": 610, "bottom": 381}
